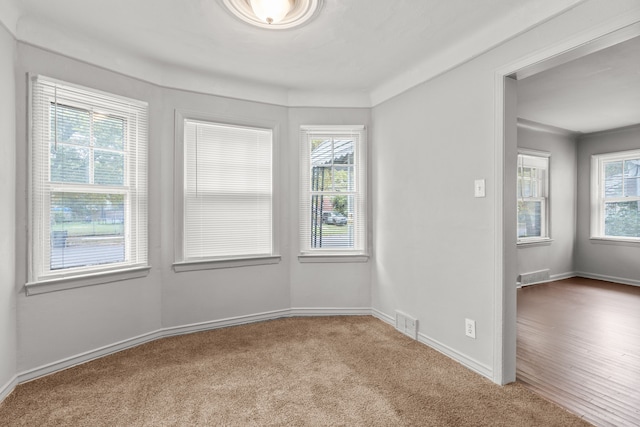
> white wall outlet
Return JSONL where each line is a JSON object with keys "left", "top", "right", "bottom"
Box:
{"left": 474, "top": 179, "right": 485, "bottom": 198}
{"left": 465, "top": 318, "right": 476, "bottom": 339}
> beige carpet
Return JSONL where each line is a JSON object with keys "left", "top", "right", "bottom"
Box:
{"left": 0, "top": 316, "right": 590, "bottom": 426}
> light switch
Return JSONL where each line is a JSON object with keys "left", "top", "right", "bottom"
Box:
{"left": 474, "top": 179, "right": 485, "bottom": 198}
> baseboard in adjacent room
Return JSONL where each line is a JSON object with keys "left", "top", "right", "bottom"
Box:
{"left": 576, "top": 272, "right": 640, "bottom": 288}
{"left": 550, "top": 271, "right": 576, "bottom": 282}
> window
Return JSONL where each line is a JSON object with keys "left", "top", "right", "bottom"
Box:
{"left": 174, "top": 114, "right": 279, "bottom": 270}
{"left": 591, "top": 149, "right": 640, "bottom": 241}
{"left": 517, "top": 151, "right": 550, "bottom": 243}
{"left": 29, "top": 75, "right": 148, "bottom": 289}
{"left": 299, "top": 126, "right": 367, "bottom": 260}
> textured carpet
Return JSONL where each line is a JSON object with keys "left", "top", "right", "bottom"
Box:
{"left": 0, "top": 316, "right": 590, "bottom": 426}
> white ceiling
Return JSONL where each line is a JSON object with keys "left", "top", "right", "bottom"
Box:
{"left": 517, "top": 35, "right": 640, "bottom": 134}
{"left": 0, "top": 0, "right": 587, "bottom": 106}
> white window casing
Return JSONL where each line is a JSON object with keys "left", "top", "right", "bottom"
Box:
{"left": 27, "top": 75, "right": 149, "bottom": 294}
{"left": 173, "top": 112, "right": 280, "bottom": 271}
{"left": 517, "top": 149, "right": 550, "bottom": 244}
{"left": 591, "top": 149, "right": 640, "bottom": 243}
{"left": 299, "top": 125, "right": 368, "bottom": 261}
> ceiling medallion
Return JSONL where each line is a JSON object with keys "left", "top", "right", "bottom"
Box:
{"left": 222, "top": 0, "right": 323, "bottom": 30}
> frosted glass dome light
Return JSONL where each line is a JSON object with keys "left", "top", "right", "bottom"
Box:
{"left": 250, "top": 0, "right": 292, "bottom": 24}
{"left": 222, "top": 0, "right": 323, "bottom": 30}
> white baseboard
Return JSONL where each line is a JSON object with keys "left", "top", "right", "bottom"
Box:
{"left": 417, "top": 333, "right": 493, "bottom": 380}
{"left": 162, "top": 309, "right": 291, "bottom": 338}
{"left": 5, "top": 306, "right": 496, "bottom": 405}
{"left": 8, "top": 307, "right": 373, "bottom": 402}
{"left": 550, "top": 271, "right": 576, "bottom": 282}
{"left": 18, "top": 329, "right": 166, "bottom": 385}
{"left": 370, "top": 308, "right": 493, "bottom": 380}
{"left": 0, "top": 375, "right": 18, "bottom": 403}
{"left": 289, "top": 307, "right": 371, "bottom": 317}
{"left": 576, "top": 271, "right": 640, "bottom": 288}
{"left": 371, "top": 308, "right": 394, "bottom": 326}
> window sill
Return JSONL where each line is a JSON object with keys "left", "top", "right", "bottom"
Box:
{"left": 589, "top": 237, "right": 640, "bottom": 247}
{"left": 517, "top": 238, "right": 553, "bottom": 247}
{"left": 25, "top": 265, "right": 151, "bottom": 296}
{"left": 173, "top": 255, "right": 281, "bottom": 272}
{"left": 298, "top": 253, "right": 370, "bottom": 263}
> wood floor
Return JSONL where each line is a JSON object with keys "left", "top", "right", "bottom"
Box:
{"left": 517, "top": 277, "right": 640, "bottom": 427}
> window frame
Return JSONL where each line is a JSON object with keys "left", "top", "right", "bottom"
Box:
{"left": 172, "top": 110, "right": 281, "bottom": 272}
{"left": 590, "top": 149, "right": 640, "bottom": 243}
{"left": 299, "top": 125, "right": 368, "bottom": 262}
{"left": 26, "top": 75, "right": 150, "bottom": 295}
{"left": 517, "top": 149, "right": 551, "bottom": 245}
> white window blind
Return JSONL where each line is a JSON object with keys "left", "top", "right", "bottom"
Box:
{"left": 299, "top": 125, "right": 367, "bottom": 255}
{"left": 517, "top": 152, "right": 549, "bottom": 242}
{"left": 29, "top": 75, "right": 148, "bottom": 284}
{"left": 591, "top": 149, "right": 640, "bottom": 240}
{"left": 183, "top": 120, "right": 273, "bottom": 260}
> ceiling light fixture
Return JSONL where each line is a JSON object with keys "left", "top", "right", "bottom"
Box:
{"left": 222, "top": 0, "right": 323, "bottom": 29}
{"left": 250, "top": 0, "right": 291, "bottom": 25}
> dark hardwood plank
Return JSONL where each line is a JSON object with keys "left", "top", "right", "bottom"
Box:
{"left": 517, "top": 277, "right": 640, "bottom": 427}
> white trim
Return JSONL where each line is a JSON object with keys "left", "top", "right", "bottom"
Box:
{"left": 417, "top": 332, "right": 493, "bottom": 381}
{"left": 371, "top": 308, "right": 395, "bottom": 326}
{"left": 174, "top": 110, "right": 281, "bottom": 265}
{"left": 370, "top": 308, "right": 493, "bottom": 379}
{"left": 173, "top": 256, "right": 281, "bottom": 272}
{"left": 517, "top": 118, "right": 578, "bottom": 137}
{"left": 289, "top": 307, "right": 371, "bottom": 317}
{"left": 298, "top": 254, "right": 369, "bottom": 263}
{"left": 589, "top": 237, "right": 640, "bottom": 247}
{"left": 3, "top": 307, "right": 499, "bottom": 404}
{"left": 0, "top": 375, "right": 18, "bottom": 403}
{"left": 300, "top": 124, "right": 365, "bottom": 132}
{"left": 161, "top": 309, "right": 292, "bottom": 337}
{"left": 8, "top": 308, "right": 374, "bottom": 398}
{"left": 25, "top": 266, "right": 151, "bottom": 296}
{"left": 550, "top": 271, "right": 577, "bottom": 282}
{"left": 517, "top": 148, "right": 551, "bottom": 158}
{"left": 576, "top": 272, "right": 640, "bottom": 288}
{"left": 590, "top": 149, "right": 640, "bottom": 241}
{"left": 517, "top": 238, "right": 553, "bottom": 247}
{"left": 17, "top": 329, "right": 166, "bottom": 385}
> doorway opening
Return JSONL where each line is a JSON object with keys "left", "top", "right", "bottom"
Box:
{"left": 494, "top": 17, "right": 640, "bottom": 385}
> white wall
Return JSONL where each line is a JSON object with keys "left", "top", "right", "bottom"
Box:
{"left": 371, "top": 0, "right": 640, "bottom": 381}
{"left": 516, "top": 123, "right": 578, "bottom": 282}
{"left": 575, "top": 125, "right": 640, "bottom": 285}
{"left": 12, "top": 44, "right": 372, "bottom": 374}
{"left": 14, "top": 45, "right": 164, "bottom": 372}
{"left": 0, "top": 22, "right": 17, "bottom": 395}
{"left": 159, "top": 88, "right": 291, "bottom": 328}
{"left": 288, "top": 108, "right": 372, "bottom": 310}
